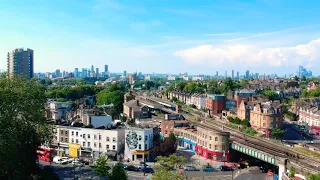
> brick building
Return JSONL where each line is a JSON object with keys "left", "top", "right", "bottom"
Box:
{"left": 206, "top": 94, "right": 225, "bottom": 116}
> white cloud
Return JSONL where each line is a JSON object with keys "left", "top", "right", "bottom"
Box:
{"left": 174, "top": 39, "right": 320, "bottom": 68}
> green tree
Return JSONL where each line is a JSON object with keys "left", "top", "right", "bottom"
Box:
{"left": 289, "top": 167, "right": 296, "bottom": 177}
{"left": 241, "top": 119, "right": 251, "bottom": 127}
{"left": 93, "top": 156, "right": 110, "bottom": 177}
{"left": 302, "top": 75, "right": 307, "bottom": 81}
{"left": 156, "top": 154, "right": 187, "bottom": 170}
{"left": 175, "top": 82, "right": 186, "bottom": 91}
{"left": 264, "top": 90, "right": 280, "bottom": 100}
{"left": 169, "top": 132, "right": 176, "bottom": 142}
{"left": 220, "top": 78, "right": 235, "bottom": 94}
{"left": 240, "top": 80, "right": 249, "bottom": 88}
{"left": 96, "top": 84, "right": 125, "bottom": 118}
{"left": 110, "top": 162, "right": 128, "bottom": 180}
{"left": 294, "top": 76, "right": 299, "bottom": 81}
{"left": 153, "top": 165, "right": 183, "bottom": 180}
{"left": 271, "top": 129, "right": 285, "bottom": 139}
{"left": 308, "top": 174, "right": 320, "bottom": 180}
{"left": 0, "top": 75, "right": 52, "bottom": 179}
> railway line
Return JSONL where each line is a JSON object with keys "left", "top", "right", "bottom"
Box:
{"left": 136, "top": 96, "right": 320, "bottom": 173}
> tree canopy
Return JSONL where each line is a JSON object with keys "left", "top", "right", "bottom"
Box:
{"left": 93, "top": 156, "right": 110, "bottom": 177}
{"left": 0, "top": 75, "right": 52, "bottom": 179}
{"left": 96, "top": 84, "right": 125, "bottom": 118}
{"left": 271, "top": 128, "right": 285, "bottom": 139}
{"left": 45, "top": 85, "right": 103, "bottom": 100}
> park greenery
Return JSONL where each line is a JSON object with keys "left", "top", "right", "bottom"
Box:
{"left": 308, "top": 173, "right": 320, "bottom": 180}
{"left": 168, "top": 78, "right": 249, "bottom": 95}
{"left": 0, "top": 75, "right": 54, "bottom": 179}
{"left": 39, "top": 77, "right": 107, "bottom": 86}
{"left": 45, "top": 85, "right": 103, "bottom": 100}
{"left": 96, "top": 84, "right": 126, "bottom": 118}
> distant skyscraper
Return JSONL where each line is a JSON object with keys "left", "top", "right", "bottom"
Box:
{"left": 91, "top": 65, "right": 94, "bottom": 73}
{"left": 236, "top": 71, "right": 239, "bottom": 79}
{"left": 104, "top": 65, "right": 108, "bottom": 73}
{"left": 55, "top": 69, "right": 61, "bottom": 77}
{"left": 215, "top": 71, "right": 218, "bottom": 78}
{"left": 231, "top": 70, "right": 234, "bottom": 79}
{"left": 74, "top": 68, "right": 79, "bottom": 77}
{"left": 82, "top": 68, "right": 87, "bottom": 78}
{"left": 96, "top": 68, "right": 99, "bottom": 77}
{"left": 123, "top": 70, "right": 127, "bottom": 77}
{"left": 245, "top": 70, "right": 250, "bottom": 79}
{"left": 7, "top": 48, "right": 34, "bottom": 79}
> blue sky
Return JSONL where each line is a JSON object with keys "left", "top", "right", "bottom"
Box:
{"left": 1, "top": 0, "right": 320, "bottom": 75}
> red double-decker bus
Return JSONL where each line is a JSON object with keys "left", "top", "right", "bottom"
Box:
{"left": 37, "top": 146, "right": 56, "bottom": 162}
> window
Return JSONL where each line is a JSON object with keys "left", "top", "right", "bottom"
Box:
{"left": 106, "top": 145, "right": 109, "bottom": 149}
{"left": 60, "top": 137, "right": 63, "bottom": 142}
{"left": 139, "top": 135, "right": 142, "bottom": 140}
{"left": 82, "top": 133, "right": 85, "bottom": 138}
{"left": 113, "top": 137, "right": 116, "bottom": 142}
{"left": 276, "top": 124, "right": 278, "bottom": 128}
{"left": 87, "top": 134, "right": 90, "bottom": 139}
{"left": 76, "top": 139, "right": 78, "bottom": 144}
{"left": 88, "top": 142, "right": 91, "bottom": 147}
{"left": 222, "top": 137, "right": 226, "bottom": 143}
{"left": 99, "top": 143, "right": 102, "bottom": 148}
{"left": 83, "top": 142, "right": 85, "bottom": 147}
{"left": 76, "top": 132, "right": 78, "bottom": 137}
{"left": 65, "top": 138, "right": 68, "bottom": 142}
{"left": 113, "top": 145, "right": 116, "bottom": 150}
{"left": 94, "top": 143, "right": 97, "bottom": 148}
{"left": 270, "top": 124, "right": 273, "bottom": 129}
{"left": 145, "top": 136, "right": 148, "bottom": 141}
{"left": 276, "top": 117, "right": 278, "bottom": 121}
{"left": 60, "top": 130, "right": 63, "bottom": 135}
{"left": 270, "top": 117, "right": 273, "bottom": 122}
{"left": 170, "top": 125, "right": 173, "bottom": 129}
{"left": 106, "top": 137, "right": 110, "bottom": 141}
{"left": 209, "top": 144, "right": 212, "bottom": 149}
{"left": 263, "top": 123, "right": 266, "bottom": 128}
{"left": 209, "top": 136, "right": 212, "bottom": 140}
{"left": 165, "top": 131, "right": 168, "bottom": 135}
{"left": 215, "top": 137, "right": 218, "bottom": 141}
{"left": 72, "top": 131, "right": 74, "bottom": 136}
{"left": 71, "top": 138, "right": 74, "bottom": 143}
{"left": 139, "top": 144, "right": 141, "bottom": 149}
{"left": 166, "top": 125, "right": 168, "bottom": 129}
{"left": 145, "top": 144, "right": 147, "bottom": 149}
{"left": 214, "top": 145, "right": 218, "bottom": 151}
{"left": 99, "top": 134, "right": 101, "bottom": 140}
{"left": 65, "top": 131, "right": 68, "bottom": 135}
{"left": 94, "top": 135, "right": 97, "bottom": 140}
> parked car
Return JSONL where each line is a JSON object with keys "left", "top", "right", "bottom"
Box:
{"left": 71, "top": 160, "right": 84, "bottom": 167}
{"left": 184, "top": 165, "right": 199, "bottom": 171}
{"left": 202, "top": 166, "right": 218, "bottom": 172}
{"left": 113, "top": 163, "right": 127, "bottom": 169}
{"left": 138, "top": 162, "right": 149, "bottom": 169}
{"left": 259, "top": 166, "right": 269, "bottom": 173}
{"left": 125, "top": 165, "right": 140, "bottom": 171}
{"left": 61, "top": 157, "right": 73, "bottom": 163}
{"left": 220, "top": 166, "right": 234, "bottom": 171}
{"left": 53, "top": 156, "right": 69, "bottom": 164}
{"left": 79, "top": 159, "right": 90, "bottom": 165}
{"left": 141, "top": 167, "right": 154, "bottom": 174}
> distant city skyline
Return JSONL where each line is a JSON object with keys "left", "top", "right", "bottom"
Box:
{"left": 1, "top": 1, "right": 320, "bottom": 75}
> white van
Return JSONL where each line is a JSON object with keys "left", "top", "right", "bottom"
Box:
{"left": 53, "top": 156, "right": 62, "bottom": 164}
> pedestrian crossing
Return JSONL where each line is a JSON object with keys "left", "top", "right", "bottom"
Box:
{"left": 190, "top": 175, "right": 233, "bottom": 180}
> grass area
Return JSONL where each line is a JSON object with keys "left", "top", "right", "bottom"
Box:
{"left": 293, "top": 147, "right": 320, "bottom": 159}
{"left": 226, "top": 123, "right": 238, "bottom": 130}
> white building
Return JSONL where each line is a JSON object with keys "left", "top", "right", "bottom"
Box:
{"left": 124, "top": 127, "right": 155, "bottom": 162}
{"left": 167, "top": 76, "right": 176, "bottom": 81}
{"left": 190, "top": 93, "right": 206, "bottom": 109}
{"left": 48, "top": 101, "right": 73, "bottom": 120}
{"left": 54, "top": 125, "right": 125, "bottom": 160}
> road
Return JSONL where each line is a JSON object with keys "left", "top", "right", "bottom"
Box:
{"left": 40, "top": 161, "right": 234, "bottom": 180}
{"left": 235, "top": 172, "right": 266, "bottom": 180}
{"left": 283, "top": 123, "right": 305, "bottom": 140}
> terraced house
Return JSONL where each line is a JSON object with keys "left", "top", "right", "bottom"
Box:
{"left": 299, "top": 106, "right": 320, "bottom": 136}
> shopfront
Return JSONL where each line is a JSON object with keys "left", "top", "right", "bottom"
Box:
{"left": 196, "top": 145, "right": 230, "bottom": 162}
{"left": 69, "top": 144, "right": 81, "bottom": 158}
{"left": 181, "top": 138, "right": 196, "bottom": 152}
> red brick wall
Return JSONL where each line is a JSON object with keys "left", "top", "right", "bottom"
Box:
{"left": 161, "top": 120, "right": 175, "bottom": 136}
{"left": 206, "top": 99, "right": 225, "bottom": 115}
